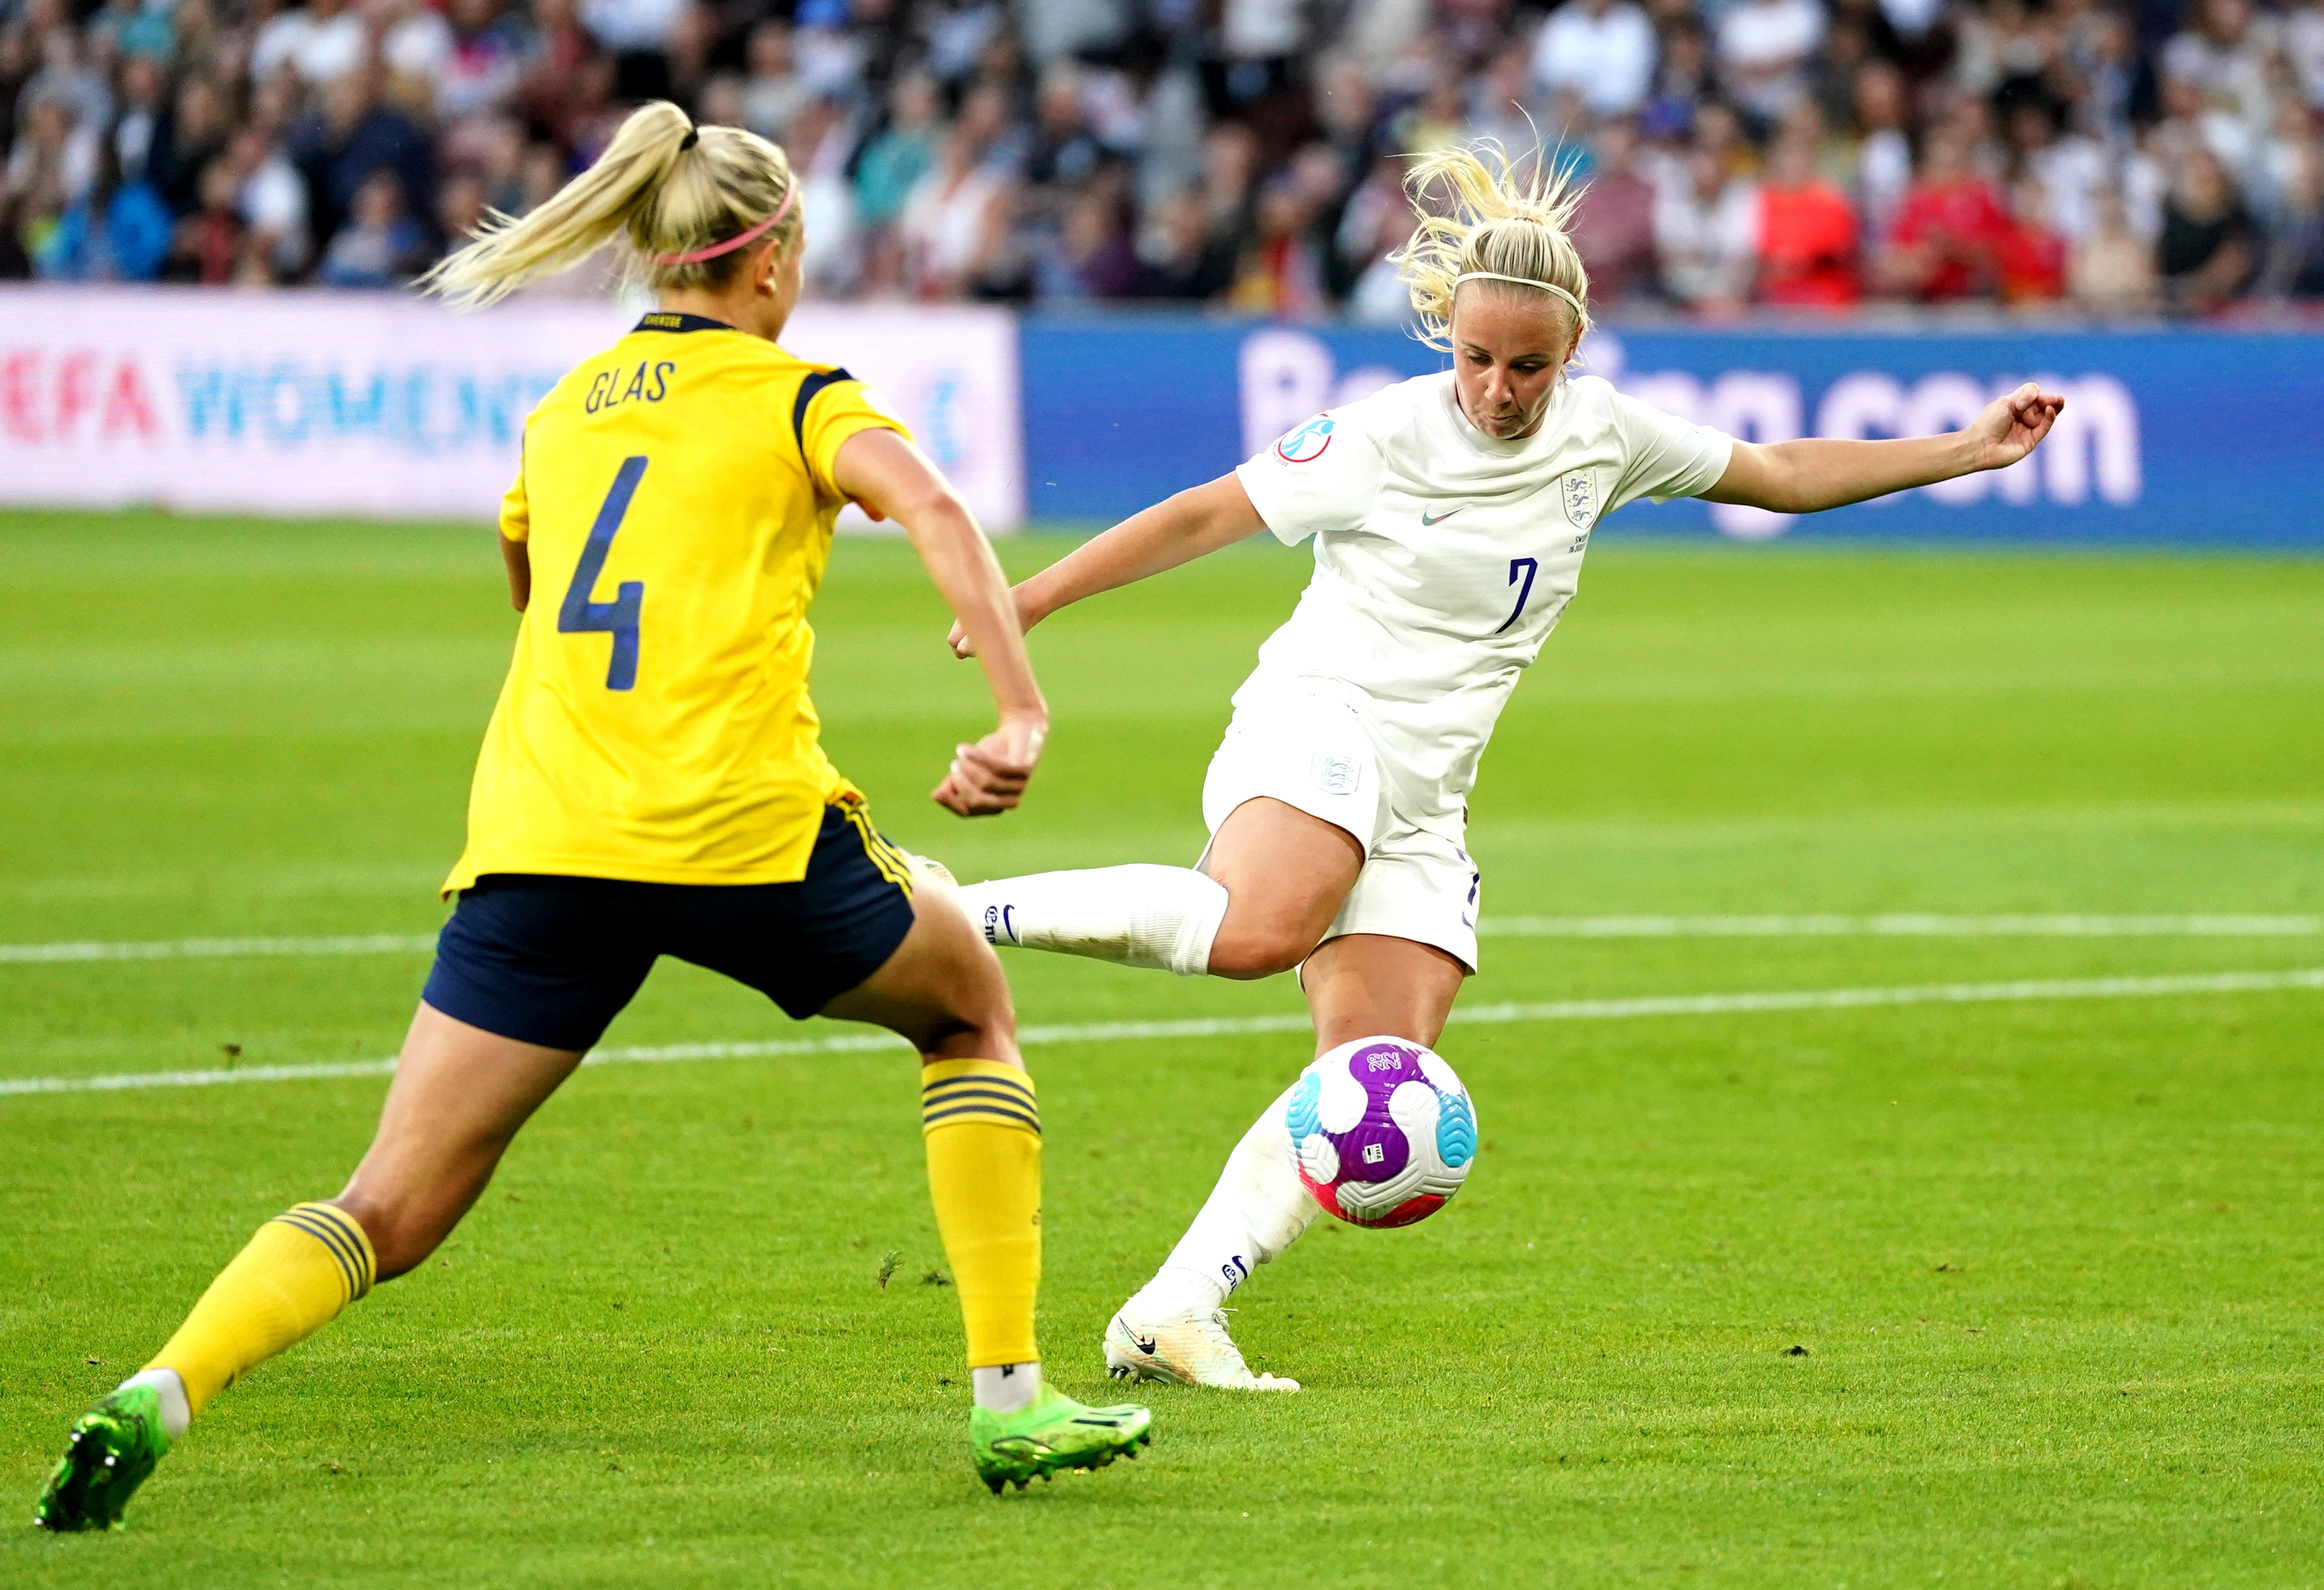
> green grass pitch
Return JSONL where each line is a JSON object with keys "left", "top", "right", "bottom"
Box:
{"left": 2, "top": 509, "right": 2320, "bottom": 1587}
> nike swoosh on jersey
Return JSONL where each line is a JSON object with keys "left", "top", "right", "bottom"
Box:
{"left": 1419, "top": 507, "right": 1464, "bottom": 525}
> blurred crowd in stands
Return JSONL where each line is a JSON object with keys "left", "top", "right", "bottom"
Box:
{"left": 4, "top": 0, "right": 2322, "bottom": 311}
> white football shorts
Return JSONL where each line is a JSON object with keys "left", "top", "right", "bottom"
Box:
{"left": 1199, "top": 689, "right": 1480, "bottom": 972}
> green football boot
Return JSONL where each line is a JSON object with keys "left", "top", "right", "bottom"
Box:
{"left": 970, "top": 1389, "right": 1153, "bottom": 1493}
{"left": 33, "top": 1384, "right": 173, "bottom": 1532}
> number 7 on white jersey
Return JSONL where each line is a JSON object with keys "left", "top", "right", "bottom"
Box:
{"left": 1494, "top": 557, "right": 1538, "bottom": 635}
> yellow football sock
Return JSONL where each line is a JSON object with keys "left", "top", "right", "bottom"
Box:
{"left": 146, "top": 1202, "right": 377, "bottom": 1417}
{"left": 921, "top": 1059, "right": 1042, "bottom": 1369}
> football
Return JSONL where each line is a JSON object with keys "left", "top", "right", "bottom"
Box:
{"left": 1284, "top": 1036, "right": 1478, "bottom": 1227}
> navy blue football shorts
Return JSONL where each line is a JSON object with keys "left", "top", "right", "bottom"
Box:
{"left": 422, "top": 798, "right": 919, "bottom": 1051}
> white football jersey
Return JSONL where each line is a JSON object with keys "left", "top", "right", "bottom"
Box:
{"left": 1231, "top": 370, "right": 1733, "bottom": 831}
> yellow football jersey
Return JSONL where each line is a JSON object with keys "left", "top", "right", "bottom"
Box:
{"left": 443, "top": 311, "right": 910, "bottom": 894}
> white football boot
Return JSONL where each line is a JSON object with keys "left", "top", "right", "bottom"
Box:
{"left": 1103, "top": 1306, "right": 1301, "bottom": 1391}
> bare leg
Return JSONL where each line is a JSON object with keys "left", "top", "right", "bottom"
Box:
{"left": 332, "top": 1005, "right": 583, "bottom": 1278}
{"left": 1199, "top": 798, "right": 1364, "bottom": 980}
{"left": 821, "top": 878, "right": 1019, "bottom": 1063}
{"left": 1300, "top": 933, "right": 1466, "bottom": 1052}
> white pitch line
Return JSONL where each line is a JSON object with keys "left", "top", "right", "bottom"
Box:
{"left": 1479, "top": 914, "right": 2324, "bottom": 938}
{"left": 0, "top": 934, "right": 439, "bottom": 964}
{"left": 4, "top": 966, "right": 2318, "bottom": 1099}
{"left": 2, "top": 915, "right": 2318, "bottom": 966}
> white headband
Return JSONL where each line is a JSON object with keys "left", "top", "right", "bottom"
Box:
{"left": 1452, "top": 271, "right": 1588, "bottom": 321}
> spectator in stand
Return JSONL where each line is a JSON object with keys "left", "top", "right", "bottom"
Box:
{"left": 253, "top": 0, "right": 368, "bottom": 88}
{"left": 24, "top": 21, "right": 114, "bottom": 135}
{"left": 1140, "top": 185, "right": 1240, "bottom": 301}
{"left": 0, "top": 28, "right": 29, "bottom": 149}
{"left": 1335, "top": 153, "right": 1413, "bottom": 318}
{"left": 661, "top": 2, "right": 715, "bottom": 117}
{"left": 1656, "top": 141, "right": 1758, "bottom": 311}
{"left": 435, "top": 0, "right": 532, "bottom": 123}
{"left": 293, "top": 64, "right": 435, "bottom": 253}
{"left": 2152, "top": 71, "right": 2258, "bottom": 194}
{"left": 1641, "top": 22, "right": 1710, "bottom": 142}
{"left": 1035, "top": 163, "right": 1142, "bottom": 300}
{"left": 1573, "top": 117, "right": 1660, "bottom": 302}
{"left": 740, "top": 23, "right": 810, "bottom": 142}
{"left": 2255, "top": 98, "right": 2319, "bottom": 230}
{"left": 788, "top": 95, "right": 860, "bottom": 294}
{"left": 2264, "top": 143, "right": 2324, "bottom": 296}
{"left": 378, "top": 0, "right": 456, "bottom": 107}
{"left": 2007, "top": 99, "right": 2106, "bottom": 247}
{"left": 1849, "top": 60, "right": 1913, "bottom": 239}
{"left": 2289, "top": 0, "right": 2324, "bottom": 114}
{"left": 40, "top": 137, "right": 172, "bottom": 278}
{"left": 1756, "top": 129, "right": 1859, "bottom": 304}
{"left": 2070, "top": 184, "right": 2161, "bottom": 311}
{"left": 1716, "top": 0, "right": 1824, "bottom": 129}
{"left": 1198, "top": 120, "right": 1261, "bottom": 271}
{"left": 436, "top": 170, "right": 485, "bottom": 252}
{"left": 318, "top": 167, "right": 429, "bottom": 284}
{"left": 1021, "top": 0, "right": 1133, "bottom": 66}
{"left": 2162, "top": 0, "right": 2276, "bottom": 148}
{"left": 580, "top": 0, "right": 685, "bottom": 102}
{"left": 112, "top": 53, "right": 170, "bottom": 187}
{"left": 1471, "top": 41, "right": 1539, "bottom": 153}
{"left": 1875, "top": 124, "right": 2013, "bottom": 299}
{"left": 155, "top": 75, "right": 234, "bottom": 216}
{"left": 1532, "top": 0, "right": 1658, "bottom": 119}
{"left": 858, "top": 71, "right": 943, "bottom": 226}
{"left": 1228, "top": 152, "right": 1334, "bottom": 316}
{"left": 226, "top": 124, "right": 312, "bottom": 276}
{"left": 2157, "top": 144, "right": 2258, "bottom": 309}
{"left": 900, "top": 83, "right": 1020, "bottom": 299}
{"left": 1996, "top": 173, "right": 2068, "bottom": 303}
{"left": 516, "top": 0, "right": 597, "bottom": 142}
{"left": 1026, "top": 61, "right": 1105, "bottom": 191}
{"left": 0, "top": 0, "right": 2309, "bottom": 309}
{"left": 164, "top": 156, "right": 248, "bottom": 283}
{"left": 8, "top": 92, "right": 97, "bottom": 219}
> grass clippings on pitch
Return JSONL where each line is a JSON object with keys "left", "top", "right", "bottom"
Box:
{"left": 2, "top": 510, "right": 2320, "bottom": 1588}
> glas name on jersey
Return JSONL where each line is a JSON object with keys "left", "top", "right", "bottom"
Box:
{"left": 584, "top": 360, "right": 678, "bottom": 415}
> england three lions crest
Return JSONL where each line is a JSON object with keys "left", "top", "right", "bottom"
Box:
{"left": 1561, "top": 470, "right": 1598, "bottom": 531}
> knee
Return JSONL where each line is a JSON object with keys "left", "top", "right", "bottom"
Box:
{"left": 1205, "top": 924, "right": 1313, "bottom": 980}
{"left": 330, "top": 1191, "right": 442, "bottom": 1283}
{"left": 919, "top": 982, "right": 1018, "bottom": 1062}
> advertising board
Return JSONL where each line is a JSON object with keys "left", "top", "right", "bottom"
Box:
{"left": 1022, "top": 317, "right": 2324, "bottom": 546}
{"left": 0, "top": 286, "right": 1027, "bottom": 529}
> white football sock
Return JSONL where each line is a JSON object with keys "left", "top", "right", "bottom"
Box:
{"left": 1129, "top": 1084, "right": 1321, "bottom": 1317}
{"left": 971, "top": 1361, "right": 1042, "bottom": 1413}
{"left": 120, "top": 1367, "right": 191, "bottom": 1439}
{"left": 956, "top": 864, "right": 1229, "bottom": 977}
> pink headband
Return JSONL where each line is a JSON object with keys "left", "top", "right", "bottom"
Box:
{"left": 646, "top": 183, "right": 797, "bottom": 267}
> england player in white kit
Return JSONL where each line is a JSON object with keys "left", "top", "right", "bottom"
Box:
{"left": 946, "top": 142, "right": 2064, "bottom": 1390}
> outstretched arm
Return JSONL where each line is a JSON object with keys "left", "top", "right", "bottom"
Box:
{"left": 834, "top": 428, "right": 1048, "bottom": 817}
{"left": 1703, "top": 381, "right": 2064, "bottom": 515}
{"left": 947, "top": 472, "right": 1265, "bottom": 658}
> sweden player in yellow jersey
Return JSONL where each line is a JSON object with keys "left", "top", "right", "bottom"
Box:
{"left": 36, "top": 101, "right": 1149, "bottom": 1530}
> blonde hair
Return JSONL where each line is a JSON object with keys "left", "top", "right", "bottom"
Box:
{"left": 1392, "top": 140, "right": 1591, "bottom": 351}
{"left": 422, "top": 101, "right": 799, "bottom": 309}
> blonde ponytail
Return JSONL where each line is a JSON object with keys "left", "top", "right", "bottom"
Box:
{"left": 1392, "top": 139, "right": 1591, "bottom": 351}
{"left": 422, "top": 101, "right": 800, "bottom": 309}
